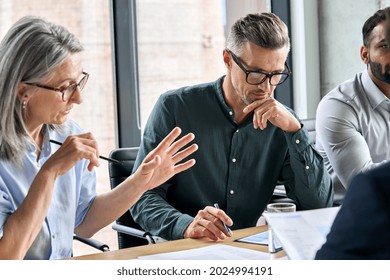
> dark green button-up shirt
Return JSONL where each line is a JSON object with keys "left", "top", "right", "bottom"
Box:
{"left": 131, "top": 76, "right": 333, "bottom": 240}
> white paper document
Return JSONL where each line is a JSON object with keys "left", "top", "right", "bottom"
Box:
{"left": 137, "top": 244, "right": 270, "bottom": 260}
{"left": 235, "top": 231, "right": 283, "bottom": 251}
{"left": 263, "top": 207, "right": 340, "bottom": 260}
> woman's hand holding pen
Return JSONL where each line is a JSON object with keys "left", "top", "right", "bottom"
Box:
{"left": 130, "top": 127, "right": 198, "bottom": 191}
{"left": 184, "top": 206, "right": 233, "bottom": 241}
{"left": 43, "top": 132, "right": 100, "bottom": 176}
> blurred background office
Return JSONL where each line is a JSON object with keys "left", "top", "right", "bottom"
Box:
{"left": 0, "top": 0, "right": 388, "bottom": 256}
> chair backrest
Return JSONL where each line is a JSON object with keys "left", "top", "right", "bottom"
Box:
{"left": 108, "top": 147, "right": 149, "bottom": 249}
{"left": 301, "top": 118, "right": 316, "bottom": 144}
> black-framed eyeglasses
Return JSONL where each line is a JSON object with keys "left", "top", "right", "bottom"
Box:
{"left": 24, "top": 72, "right": 89, "bottom": 102}
{"left": 227, "top": 49, "right": 291, "bottom": 86}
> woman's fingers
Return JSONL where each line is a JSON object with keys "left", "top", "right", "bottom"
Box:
{"left": 165, "top": 132, "right": 196, "bottom": 156}
{"left": 48, "top": 133, "right": 101, "bottom": 175}
{"left": 171, "top": 143, "right": 198, "bottom": 164}
{"left": 154, "top": 127, "right": 183, "bottom": 152}
{"left": 173, "top": 158, "right": 196, "bottom": 174}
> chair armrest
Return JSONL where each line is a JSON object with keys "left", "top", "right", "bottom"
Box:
{"left": 152, "top": 236, "right": 167, "bottom": 243}
{"left": 112, "top": 224, "right": 167, "bottom": 244}
{"left": 112, "top": 224, "right": 147, "bottom": 238}
{"left": 73, "top": 235, "right": 110, "bottom": 252}
{"left": 273, "top": 184, "right": 287, "bottom": 197}
{"left": 270, "top": 184, "right": 296, "bottom": 204}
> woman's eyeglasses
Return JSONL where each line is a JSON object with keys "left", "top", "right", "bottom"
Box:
{"left": 24, "top": 72, "right": 89, "bottom": 102}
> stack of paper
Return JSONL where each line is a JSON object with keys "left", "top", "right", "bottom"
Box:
{"left": 263, "top": 207, "right": 340, "bottom": 260}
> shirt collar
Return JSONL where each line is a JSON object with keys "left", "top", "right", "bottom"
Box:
{"left": 215, "top": 76, "right": 253, "bottom": 126}
{"left": 362, "top": 68, "right": 390, "bottom": 110}
{"left": 215, "top": 76, "right": 232, "bottom": 113}
{"left": 25, "top": 125, "right": 53, "bottom": 158}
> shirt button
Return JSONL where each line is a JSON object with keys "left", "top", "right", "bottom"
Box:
{"left": 305, "top": 165, "right": 310, "bottom": 170}
{"left": 295, "top": 139, "right": 300, "bottom": 144}
{"left": 52, "top": 234, "right": 56, "bottom": 239}
{"left": 229, "top": 111, "right": 233, "bottom": 116}
{"left": 232, "top": 158, "right": 236, "bottom": 163}
{"left": 230, "top": 190, "right": 234, "bottom": 195}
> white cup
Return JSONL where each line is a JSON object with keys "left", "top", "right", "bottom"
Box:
{"left": 266, "top": 202, "right": 296, "bottom": 253}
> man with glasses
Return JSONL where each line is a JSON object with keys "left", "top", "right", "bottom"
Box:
{"left": 131, "top": 12, "right": 333, "bottom": 241}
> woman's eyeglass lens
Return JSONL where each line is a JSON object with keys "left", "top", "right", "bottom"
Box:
{"left": 24, "top": 72, "right": 89, "bottom": 102}
{"left": 61, "top": 73, "right": 89, "bottom": 101}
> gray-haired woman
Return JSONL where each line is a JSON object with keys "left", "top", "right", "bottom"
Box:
{"left": 0, "top": 16, "right": 198, "bottom": 260}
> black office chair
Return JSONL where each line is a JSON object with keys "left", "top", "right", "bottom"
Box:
{"left": 108, "top": 147, "right": 164, "bottom": 249}
{"left": 302, "top": 118, "right": 316, "bottom": 144}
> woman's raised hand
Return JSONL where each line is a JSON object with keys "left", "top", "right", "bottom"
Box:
{"left": 132, "top": 127, "right": 198, "bottom": 190}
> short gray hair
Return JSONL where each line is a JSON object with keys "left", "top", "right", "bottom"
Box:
{"left": 0, "top": 16, "right": 83, "bottom": 165}
{"left": 226, "top": 12, "right": 290, "bottom": 55}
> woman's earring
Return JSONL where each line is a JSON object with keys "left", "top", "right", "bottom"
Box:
{"left": 22, "top": 101, "right": 26, "bottom": 110}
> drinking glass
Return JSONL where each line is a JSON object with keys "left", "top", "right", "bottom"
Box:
{"left": 266, "top": 202, "right": 296, "bottom": 253}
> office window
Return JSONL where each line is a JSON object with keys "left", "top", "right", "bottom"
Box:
{"left": 136, "top": 0, "right": 270, "bottom": 130}
{"left": 0, "top": 0, "right": 116, "bottom": 254}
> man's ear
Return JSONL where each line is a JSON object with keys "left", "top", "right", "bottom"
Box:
{"left": 360, "top": 45, "right": 369, "bottom": 64}
{"left": 223, "top": 49, "right": 232, "bottom": 68}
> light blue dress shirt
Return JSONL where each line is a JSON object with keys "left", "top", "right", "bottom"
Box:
{"left": 0, "top": 119, "right": 96, "bottom": 259}
{"left": 316, "top": 68, "right": 390, "bottom": 188}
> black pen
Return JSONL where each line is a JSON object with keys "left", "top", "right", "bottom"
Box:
{"left": 213, "top": 203, "right": 232, "bottom": 235}
{"left": 49, "top": 139, "right": 122, "bottom": 165}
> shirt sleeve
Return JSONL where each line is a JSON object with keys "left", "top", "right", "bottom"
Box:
{"left": 130, "top": 94, "right": 193, "bottom": 240}
{"left": 0, "top": 177, "right": 12, "bottom": 239}
{"left": 281, "top": 119, "right": 334, "bottom": 209}
{"left": 316, "top": 97, "right": 385, "bottom": 188}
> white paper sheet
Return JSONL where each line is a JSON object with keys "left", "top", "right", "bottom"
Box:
{"left": 235, "top": 230, "right": 283, "bottom": 251}
{"left": 263, "top": 207, "right": 340, "bottom": 260}
{"left": 137, "top": 244, "right": 270, "bottom": 260}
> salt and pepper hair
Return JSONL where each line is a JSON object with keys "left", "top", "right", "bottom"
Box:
{"left": 226, "top": 12, "right": 290, "bottom": 55}
{"left": 0, "top": 16, "right": 83, "bottom": 165}
{"left": 362, "top": 7, "right": 390, "bottom": 47}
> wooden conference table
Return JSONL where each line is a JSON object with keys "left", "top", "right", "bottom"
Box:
{"left": 70, "top": 225, "right": 284, "bottom": 260}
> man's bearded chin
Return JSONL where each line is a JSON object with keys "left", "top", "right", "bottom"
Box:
{"left": 369, "top": 59, "right": 390, "bottom": 84}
